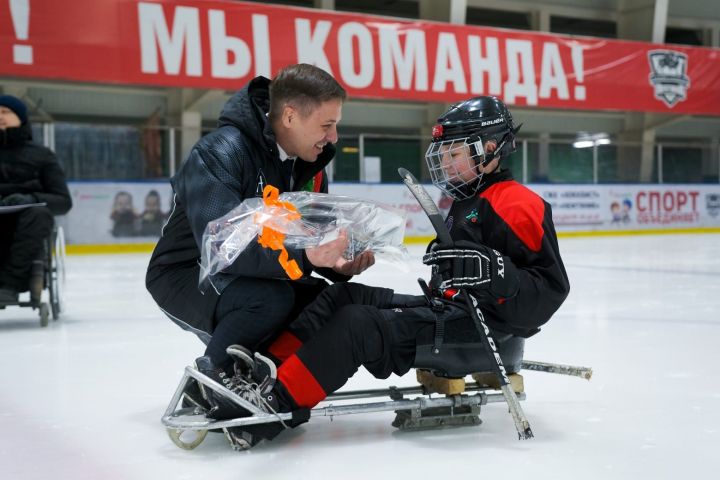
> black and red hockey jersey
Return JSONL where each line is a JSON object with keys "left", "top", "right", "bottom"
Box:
{"left": 441, "top": 169, "right": 570, "bottom": 337}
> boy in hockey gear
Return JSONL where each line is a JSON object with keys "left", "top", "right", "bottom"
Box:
{"left": 213, "top": 97, "right": 570, "bottom": 448}
{"left": 421, "top": 95, "right": 568, "bottom": 322}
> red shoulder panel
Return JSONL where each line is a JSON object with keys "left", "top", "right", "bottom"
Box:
{"left": 480, "top": 181, "right": 545, "bottom": 252}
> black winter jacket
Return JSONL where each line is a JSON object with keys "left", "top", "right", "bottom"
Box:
{"left": 147, "top": 76, "right": 345, "bottom": 294}
{"left": 0, "top": 123, "right": 72, "bottom": 215}
{"left": 443, "top": 169, "right": 570, "bottom": 337}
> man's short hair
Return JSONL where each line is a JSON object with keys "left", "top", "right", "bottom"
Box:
{"left": 269, "top": 63, "right": 347, "bottom": 121}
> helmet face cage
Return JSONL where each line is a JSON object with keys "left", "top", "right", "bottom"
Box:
{"left": 426, "top": 95, "right": 520, "bottom": 201}
{"left": 425, "top": 136, "right": 487, "bottom": 201}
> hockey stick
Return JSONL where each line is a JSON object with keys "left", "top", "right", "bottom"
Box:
{"left": 521, "top": 360, "right": 592, "bottom": 380}
{"left": 398, "top": 167, "right": 534, "bottom": 440}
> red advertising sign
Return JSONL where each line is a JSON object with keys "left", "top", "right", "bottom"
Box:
{"left": 636, "top": 189, "right": 701, "bottom": 225}
{"left": 2, "top": 0, "right": 720, "bottom": 114}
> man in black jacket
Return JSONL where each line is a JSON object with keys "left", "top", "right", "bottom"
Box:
{"left": 217, "top": 96, "right": 570, "bottom": 450}
{"left": 146, "top": 64, "right": 374, "bottom": 415}
{"left": 0, "top": 95, "right": 72, "bottom": 303}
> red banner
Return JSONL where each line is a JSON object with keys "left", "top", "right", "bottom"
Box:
{"left": 2, "top": 0, "right": 720, "bottom": 114}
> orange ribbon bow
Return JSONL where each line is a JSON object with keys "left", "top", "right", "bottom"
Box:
{"left": 256, "top": 185, "right": 303, "bottom": 280}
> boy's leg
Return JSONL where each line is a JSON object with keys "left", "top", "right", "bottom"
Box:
{"left": 264, "top": 283, "right": 396, "bottom": 363}
{"left": 222, "top": 304, "right": 437, "bottom": 450}
{"left": 275, "top": 304, "right": 437, "bottom": 409}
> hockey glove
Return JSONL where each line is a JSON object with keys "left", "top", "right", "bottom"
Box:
{"left": 0, "top": 193, "right": 37, "bottom": 206}
{"left": 423, "top": 240, "right": 519, "bottom": 300}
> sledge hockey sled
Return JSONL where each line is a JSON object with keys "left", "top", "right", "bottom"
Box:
{"left": 161, "top": 359, "right": 592, "bottom": 450}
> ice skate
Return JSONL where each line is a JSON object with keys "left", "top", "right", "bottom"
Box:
{"left": 221, "top": 352, "right": 287, "bottom": 451}
{"left": 180, "top": 376, "right": 210, "bottom": 411}
{"left": 194, "top": 345, "right": 258, "bottom": 420}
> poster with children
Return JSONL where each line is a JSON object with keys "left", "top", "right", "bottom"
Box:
{"left": 63, "top": 182, "right": 172, "bottom": 244}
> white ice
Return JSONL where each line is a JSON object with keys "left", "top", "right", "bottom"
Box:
{"left": 1, "top": 234, "right": 719, "bottom": 479}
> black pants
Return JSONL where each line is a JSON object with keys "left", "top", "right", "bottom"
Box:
{"left": 206, "top": 276, "right": 329, "bottom": 369}
{"left": 147, "top": 261, "right": 331, "bottom": 369}
{"left": 270, "top": 283, "right": 524, "bottom": 410}
{"left": 0, "top": 207, "right": 54, "bottom": 291}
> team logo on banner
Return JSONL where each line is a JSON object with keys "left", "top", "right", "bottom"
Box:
{"left": 648, "top": 50, "right": 691, "bottom": 107}
{"left": 707, "top": 193, "right": 720, "bottom": 218}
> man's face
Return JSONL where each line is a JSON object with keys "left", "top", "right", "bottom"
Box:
{"left": 282, "top": 99, "right": 342, "bottom": 162}
{"left": 0, "top": 107, "right": 21, "bottom": 130}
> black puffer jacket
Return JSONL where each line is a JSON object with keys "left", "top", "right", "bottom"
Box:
{"left": 147, "top": 76, "right": 344, "bottom": 293}
{"left": 0, "top": 122, "right": 72, "bottom": 215}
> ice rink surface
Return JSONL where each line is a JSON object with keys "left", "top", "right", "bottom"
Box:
{"left": 1, "top": 233, "right": 719, "bottom": 479}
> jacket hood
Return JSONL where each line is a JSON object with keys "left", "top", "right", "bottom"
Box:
{"left": 218, "top": 76, "right": 276, "bottom": 152}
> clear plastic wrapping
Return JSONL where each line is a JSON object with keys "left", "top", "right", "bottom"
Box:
{"left": 200, "top": 187, "right": 408, "bottom": 284}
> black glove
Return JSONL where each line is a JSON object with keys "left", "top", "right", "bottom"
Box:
{"left": 0, "top": 193, "right": 37, "bottom": 206}
{"left": 423, "top": 240, "right": 519, "bottom": 300}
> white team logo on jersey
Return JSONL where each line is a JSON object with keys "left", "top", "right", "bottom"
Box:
{"left": 255, "top": 169, "right": 268, "bottom": 197}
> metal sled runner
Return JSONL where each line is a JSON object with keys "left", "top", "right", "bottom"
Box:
{"left": 161, "top": 359, "right": 592, "bottom": 451}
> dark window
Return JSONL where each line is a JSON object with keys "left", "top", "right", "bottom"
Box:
{"left": 466, "top": 7, "right": 531, "bottom": 30}
{"left": 336, "top": 0, "right": 418, "bottom": 19}
{"left": 551, "top": 16, "right": 616, "bottom": 38}
{"left": 53, "top": 123, "right": 170, "bottom": 180}
{"left": 665, "top": 27, "right": 703, "bottom": 46}
{"left": 334, "top": 138, "right": 361, "bottom": 182}
{"left": 244, "top": 0, "right": 314, "bottom": 8}
{"left": 31, "top": 123, "right": 44, "bottom": 145}
{"left": 662, "top": 146, "right": 704, "bottom": 182}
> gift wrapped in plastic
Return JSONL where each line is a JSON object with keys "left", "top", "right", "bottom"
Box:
{"left": 200, "top": 185, "right": 408, "bottom": 285}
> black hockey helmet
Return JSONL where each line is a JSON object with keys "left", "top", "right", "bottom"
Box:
{"left": 433, "top": 96, "right": 520, "bottom": 158}
{"left": 425, "top": 96, "right": 521, "bottom": 200}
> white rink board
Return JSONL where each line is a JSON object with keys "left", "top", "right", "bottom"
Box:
{"left": 329, "top": 183, "right": 720, "bottom": 232}
{"left": 59, "top": 181, "right": 720, "bottom": 244}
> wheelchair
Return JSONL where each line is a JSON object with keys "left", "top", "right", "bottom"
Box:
{"left": 0, "top": 224, "right": 66, "bottom": 327}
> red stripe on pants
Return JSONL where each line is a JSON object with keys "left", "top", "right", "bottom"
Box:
{"left": 268, "top": 331, "right": 302, "bottom": 362}
{"left": 277, "top": 354, "right": 327, "bottom": 408}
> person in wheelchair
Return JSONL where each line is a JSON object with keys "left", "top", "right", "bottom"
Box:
{"left": 195, "top": 96, "right": 570, "bottom": 450}
{"left": 0, "top": 95, "right": 72, "bottom": 304}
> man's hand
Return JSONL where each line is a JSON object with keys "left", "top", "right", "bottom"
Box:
{"left": 423, "top": 240, "right": 518, "bottom": 299}
{"left": 305, "top": 230, "right": 350, "bottom": 268}
{"left": 0, "top": 193, "right": 36, "bottom": 206}
{"left": 332, "top": 250, "right": 375, "bottom": 276}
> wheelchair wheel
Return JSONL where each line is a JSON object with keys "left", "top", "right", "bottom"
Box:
{"left": 39, "top": 303, "right": 49, "bottom": 327}
{"left": 48, "top": 226, "right": 66, "bottom": 321}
